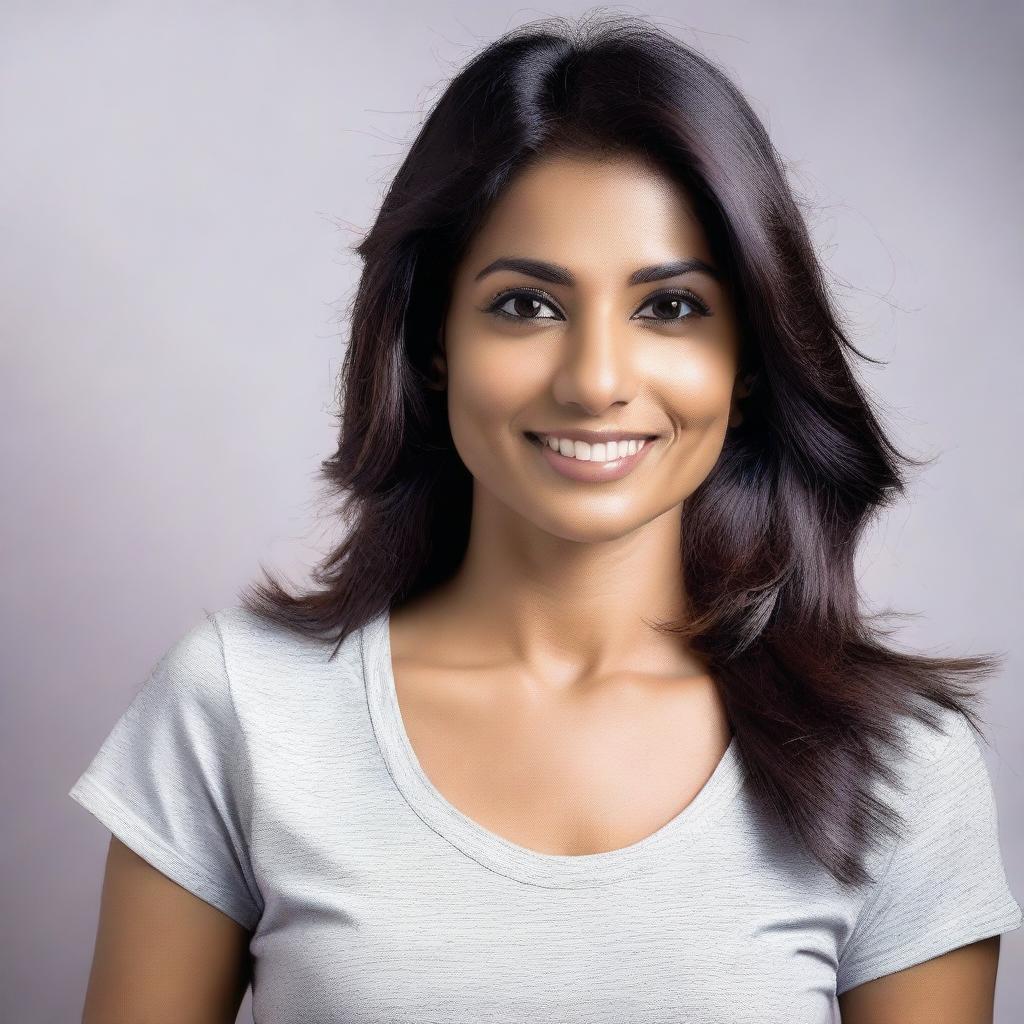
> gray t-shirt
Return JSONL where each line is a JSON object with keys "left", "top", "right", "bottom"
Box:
{"left": 68, "top": 606, "right": 1022, "bottom": 1023}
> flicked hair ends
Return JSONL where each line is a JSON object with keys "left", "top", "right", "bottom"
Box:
{"left": 238, "top": 11, "right": 1002, "bottom": 889}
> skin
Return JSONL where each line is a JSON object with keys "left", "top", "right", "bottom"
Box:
{"left": 390, "top": 151, "right": 742, "bottom": 859}
{"left": 78, "top": 152, "right": 1002, "bottom": 1021}
{"left": 80, "top": 836, "right": 251, "bottom": 1023}
{"left": 835, "top": 935, "right": 1001, "bottom": 1023}
{"left": 389, "top": 151, "right": 1003, "bottom": 1018}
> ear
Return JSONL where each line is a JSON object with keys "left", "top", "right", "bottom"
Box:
{"left": 728, "top": 371, "right": 754, "bottom": 429}
{"left": 427, "top": 351, "right": 447, "bottom": 390}
{"left": 426, "top": 322, "right": 448, "bottom": 391}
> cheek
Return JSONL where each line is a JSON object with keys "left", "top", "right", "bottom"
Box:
{"left": 648, "top": 350, "right": 737, "bottom": 488}
{"left": 446, "top": 337, "right": 542, "bottom": 433}
{"left": 653, "top": 349, "right": 737, "bottom": 425}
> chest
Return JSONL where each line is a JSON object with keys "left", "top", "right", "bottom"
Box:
{"left": 391, "top": 658, "right": 734, "bottom": 857}
{"left": 243, "top": 616, "right": 851, "bottom": 1024}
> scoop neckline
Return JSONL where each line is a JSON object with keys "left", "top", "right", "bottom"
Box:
{"left": 360, "top": 607, "right": 747, "bottom": 887}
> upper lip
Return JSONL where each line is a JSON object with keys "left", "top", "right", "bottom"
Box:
{"left": 526, "top": 428, "right": 660, "bottom": 443}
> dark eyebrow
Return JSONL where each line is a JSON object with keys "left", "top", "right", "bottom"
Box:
{"left": 473, "top": 256, "right": 720, "bottom": 286}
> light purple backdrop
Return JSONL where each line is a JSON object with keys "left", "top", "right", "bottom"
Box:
{"left": 3, "top": 2, "right": 1021, "bottom": 1021}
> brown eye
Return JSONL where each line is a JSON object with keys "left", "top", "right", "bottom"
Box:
{"left": 634, "top": 289, "right": 710, "bottom": 322}
{"left": 486, "top": 289, "right": 562, "bottom": 322}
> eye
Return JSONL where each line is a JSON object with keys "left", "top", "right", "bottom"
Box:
{"left": 632, "top": 289, "right": 711, "bottom": 322}
{"left": 485, "top": 288, "right": 563, "bottom": 322}
{"left": 482, "top": 286, "right": 712, "bottom": 325}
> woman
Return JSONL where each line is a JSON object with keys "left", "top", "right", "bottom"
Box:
{"left": 69, "top": 12, "right": 1020, "bottom": 1023}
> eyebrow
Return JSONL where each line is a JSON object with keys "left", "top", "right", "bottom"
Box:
{"left": 473, "top": 256, "right": 721, "bottom": 287}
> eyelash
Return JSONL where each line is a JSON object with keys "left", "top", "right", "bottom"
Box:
{"left": 483, "top": 286, "right": 712, "bottom": 325}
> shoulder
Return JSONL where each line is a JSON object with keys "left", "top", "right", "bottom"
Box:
{"left": 839, "top": 704, "right": 989, "bottom": 887}
{"left": 836, "top": 703, "right": 1020, "bottom": 996}
{"left": 907, "top": 705, "right": 1006, "bottom": 830}
{"left": 152, "top": 605, "right": 354, "bottom": 699}
{"left": 854, "top": 702, "right": 1009, "bottom": 901}
{"left": 897, "top": 704, "right": 990, "bottom": 794}
{"left": 882, "top": 703, "right": 978, "bottom": 805}
{"left": 205, "top": 604, "right": 369, "bottom": 707}
{"left": 123, "top": 611, "right": 230, "bottom": 724}
{"left": 210, "top": 604, "right": 362, "bottom": 662}
{"left": 898, "top": 702, "right": 964, "bottom": 759}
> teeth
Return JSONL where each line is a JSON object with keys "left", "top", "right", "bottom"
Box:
{"left": 540, "top": 435, "right": 646, "bottom": 462}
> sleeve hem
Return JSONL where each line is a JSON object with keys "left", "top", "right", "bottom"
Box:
{"left": 68, "top": 772, "right": 261, "bottom": 932}
{"left": 836, "top": 901, "right": 1023, "bottom": 995}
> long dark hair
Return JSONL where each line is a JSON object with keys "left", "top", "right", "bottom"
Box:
{"left": 239, "top": 11, "right": 1002, "bottom": 889}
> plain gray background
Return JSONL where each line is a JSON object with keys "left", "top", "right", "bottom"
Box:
{"left": 3, "top": 2, "right": 1021, "bottom": 1020}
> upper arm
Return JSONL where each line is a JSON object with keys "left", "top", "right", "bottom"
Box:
{"left": 80, "top": 836, "right": 252, "bottom": 1024}
{"left": 838, "top": 934, "right": 1001, "bottom": 1024}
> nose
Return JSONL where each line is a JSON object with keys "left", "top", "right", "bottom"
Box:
{"left": 550, "top": 308, "right": 639, "bottom": 414}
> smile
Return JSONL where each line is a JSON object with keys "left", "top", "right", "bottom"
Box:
{"left": 523, "top": 431, "right": 659, "bottom": 482}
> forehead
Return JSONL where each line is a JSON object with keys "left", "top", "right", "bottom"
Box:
{"left": 460, "top": 153, "right": 713, "bottom": 275}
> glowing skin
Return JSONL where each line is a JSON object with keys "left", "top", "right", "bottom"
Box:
{"left": 388, "top": 153, "right": 745, "bottom": 857}
{"left": 436, "top": 151, "right": 745, "bottom": 633}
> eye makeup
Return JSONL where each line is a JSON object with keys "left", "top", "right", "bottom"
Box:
{"left": 481, "top": 285, "right": 712, "bottom": 325}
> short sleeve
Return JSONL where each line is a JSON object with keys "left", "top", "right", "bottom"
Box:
{"left": 68, "top": 611, "right": 263, "bottom": 930}
{"left": 836, "top": 709, "right": 1022, "bottom": 995}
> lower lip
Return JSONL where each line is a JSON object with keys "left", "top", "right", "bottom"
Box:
{"left": 525, "top": 433, "right": 659, "bottom": 482}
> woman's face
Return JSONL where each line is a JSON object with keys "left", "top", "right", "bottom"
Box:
{"left": 439, "top": 151, "right": 745, "bottom": 543}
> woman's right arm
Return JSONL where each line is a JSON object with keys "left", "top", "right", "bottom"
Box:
{"left": 80, "top": 836, "right": 253, "bottom": 1024}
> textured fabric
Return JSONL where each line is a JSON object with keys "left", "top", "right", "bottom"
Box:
{"left": 68, "top": 606, "right": 1022, "bottom": 1023}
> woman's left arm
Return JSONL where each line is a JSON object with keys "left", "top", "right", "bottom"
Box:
{"left": 838, "top": 935, "right": 1001, "bottom": 1024}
